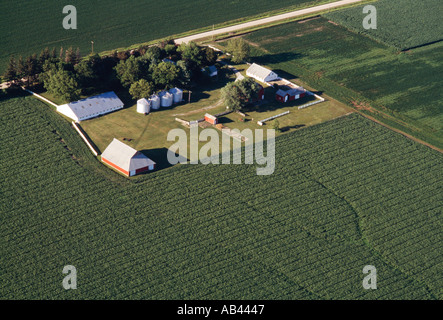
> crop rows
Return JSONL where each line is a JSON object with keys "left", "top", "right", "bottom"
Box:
{"left": 1, "top": 96, "right": 441, "bottom": 299}
{"left": 324, "top": 0, "right": 443, "bottom": 50}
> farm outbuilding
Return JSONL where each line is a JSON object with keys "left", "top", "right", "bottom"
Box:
{"left": 137, "top": 98, "right": 151, "bottom": 114}
{"left": 159, "top": 91, "right": 174, "bottom": 107}
{"left": 202, "top": 65, "right": 218, "bottom": 78}
{"left": 254, "top": 83, "right": 265, "bottom": 101}
{"left": 150, "top": 94, "right": 161, "bottom": 110}
{"left": 276, "top": 87, "right": 306, "bottom": 103}
{"left": 57, "top": 91, "right": 124, "bottom": 122}
{"left": 246, "top": 63, "right": 279, "bottom": 83}
{"left": 169, "top": 87, "right": 183, "bottom": 104}
{"left": 101, "top": 138, "right": 156, "bottom": 176}
{"left": 204, "top": 113, "right": 218, "bottom": 125}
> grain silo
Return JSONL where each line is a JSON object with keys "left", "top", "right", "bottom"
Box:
{"left": 169, "top": 87, "right": 183, "bottom": 104}
{"left": 159, "top": 91, "right": 173, "bottom": 107}
{"left": 150, "top": 94, "right": 161, "bottom": 110}
{"left": 137, "top": 98, "right": 151, "bottom": 114}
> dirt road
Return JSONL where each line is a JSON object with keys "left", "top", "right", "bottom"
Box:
{"left": 175, "top": 0, "right": 366, "bottom": 44}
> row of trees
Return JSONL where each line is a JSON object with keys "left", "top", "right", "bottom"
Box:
{"left": 3, "top": 47, "right": 81, "bottom": 87}
{"left": 114, "top": 41, "right": 219, "bottom": 99}
{"left": 2, "top": 40, "right": 220, "bottom": 102}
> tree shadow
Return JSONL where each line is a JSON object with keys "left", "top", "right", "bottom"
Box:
{"left": 0, "top": 86, "right": 29, "bottom": 103}
{"left": 253, "top": 52, "right": 304, "bottom": 67}
{"left": 280, "top": 124, "right": 305, "bottom": 132}
{"left": 218, "top": 116, "right": 234, "bottom": 124}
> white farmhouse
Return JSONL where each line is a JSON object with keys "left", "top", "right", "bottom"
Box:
{"left": 246, "top": 63, "right": 279, "bottom": 83}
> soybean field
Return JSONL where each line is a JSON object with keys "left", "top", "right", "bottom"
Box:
{"left": 1, "top": 95, "right": 441, "bottom": 299}
{"left": 324, "top": 0, "right": 443, "bottom": 50}
{"left": 241, "top": 16, "right": 443, "bottom": 148}
{"left": 0, "top": 0, "right": 334, "bottom": 74}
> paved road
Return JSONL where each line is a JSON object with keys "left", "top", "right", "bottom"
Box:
{"left": 175, "top": 0, "right": 365, "bottom": 44}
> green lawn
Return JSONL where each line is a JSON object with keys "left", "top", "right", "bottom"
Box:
{"left": 231, "top": 16, "right": 443, "bottom": 148}
{"left": 80, "top": 64, "right": 352, "bottom": 165}
{"left": 0, "top": 0, "right": 338, "bottom": 74}
{"left": 1, "top": 95, "right": 441, "bottom": 299}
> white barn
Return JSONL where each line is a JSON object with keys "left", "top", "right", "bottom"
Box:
{"left": 57, "top": 91, "right": 124, "bottom": 122}
{"left": 246, "top": 63, "right": 279, "bottom": 83}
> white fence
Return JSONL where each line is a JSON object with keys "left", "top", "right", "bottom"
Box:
{"left": 23, "top": 89, "right": 59, "bottom": 108}
{"left": 257, "top": 111, "right": 290, "bottom": 126}
{"left": 72, "top": 121, "right": 99, "bottom": 156}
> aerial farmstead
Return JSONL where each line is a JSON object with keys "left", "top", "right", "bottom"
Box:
{"left": 101, "top": 138, "right": 156, "bottom": 176}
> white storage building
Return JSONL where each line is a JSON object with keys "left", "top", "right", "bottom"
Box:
{"left": 150, "top": 94, "right": 161, "bottom": 110}
{"left": 56, "top": 91, "right": 124, "bottom": 122}
{"left": 137, "top": 98, "right": 151, "bottom": 114}
{"left": 169, "top": 87, "right": 183, "bottom": 104}
{"left": 159, "top": 91, "right": 173, "bottom": 107}
{"left": 246, "top": 63, "right": 279, "bottom": 83}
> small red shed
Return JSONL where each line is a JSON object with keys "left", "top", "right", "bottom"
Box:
{"left": 204, "top": 113, "right": 218, "bottom": 125}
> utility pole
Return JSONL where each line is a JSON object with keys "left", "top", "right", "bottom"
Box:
{"left": 188, "top": 90, "right": 192, "bottom": 103}
{"left": 91, "top": 41, "right": 94, "bottom": 54}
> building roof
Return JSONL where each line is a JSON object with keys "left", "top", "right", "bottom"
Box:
{"left": 57, "top": 91, "right": 123, "bottom": 121}
{"left": 277, "top": 87, "right": 305, "bottom": 97}
{"left": 276, "top": 89, "right": 288, "bottom": 97}
{"left": 205, "top": 113, "right": 217, "bottom": 121}
{"left": 101, "top": 138, "right": 156, "bottom": 172}
{"left": 246, "top": 63, "right": 276, "bottom": 81}
{"left": 163, "top": 58, "right": 176, "bottom": 65}
{"left": 137, "top": 98, "right": 150, "bottom": 105}
{"left": 169, "top": 87, "right": 183, "bottom": 94}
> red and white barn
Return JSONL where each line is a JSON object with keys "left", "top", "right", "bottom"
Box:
{"left": 204, "top": 113, "right": 218, "bottom": 125}
{"left": 276, "top": 87, "right": 306, "bottom": 103}
{"left": 101, "top": 139, "right": 156, "bottom": 176}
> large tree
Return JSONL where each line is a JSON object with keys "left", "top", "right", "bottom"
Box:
{"left": 178, "top": 42, "right": 203, "bottom": 69}
{"left": 176, "top": 60, "right": 192, "bottom": 87}
{"left": 24, "top": 54, "right": 39, "bottom": 86}
{"left": 114, "top": 55, "right": 149, "bottom": 88}
{"left": 152, "top": 61, "right": 180, "bottom": 89}
{"left": 3, "top": 56, "right": 17, "bottom": 83}
{"left": 129, "top": 79, "right": 155, "bottom": 100}
{"left": 43, "top": 69, "right": 81, "bottom": 102}
{"left": 15, "top": 56, "right": 26, "bottom": 84}
{"left": 226, "top": 38, "right": 250, "bottom": 64}
{"left": 221, "top": 77, "right": 260, "bottom": 111}
{"left": 202, "top": 47, "right": 218, "bottom": 67}
{"left": 145, "top": 46, "right": 163, "bottom": 62}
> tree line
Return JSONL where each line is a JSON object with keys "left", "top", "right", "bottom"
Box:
{"left": 2, "top": 40, "right": 220, "bottom": 102}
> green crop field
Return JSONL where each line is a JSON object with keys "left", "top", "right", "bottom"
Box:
{"left": 0, "top": 0, "right": 335, "bottom": 74}
{"left": 1, "top": 95, "right": 441, "bottom": 299}
{"left": 324, "top": 0, "right": 443, "bottom": 50}
{"left": 235, "top": 16, "right": 443, "bottom": 148}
